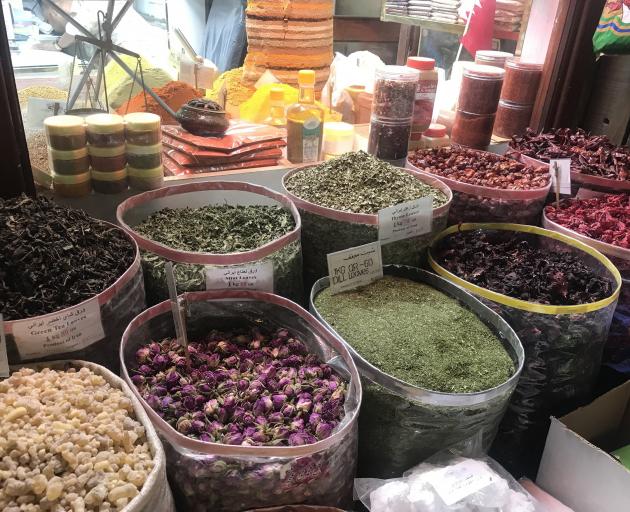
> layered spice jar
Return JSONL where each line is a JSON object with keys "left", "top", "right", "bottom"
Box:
{"left": 128, "top": 164, "right": 164, "bottom": 190}
{"left": 53, "top": 171, "right": 91, "bottom": 197}
{"left": 126, "top": 143, "right": 163, "bottom": 169}
{"left": 44, "top": 115, "right": 86, "bottom": 151}
{"left": 124, "top": 112, "right": 161, "bottom": 146}
{"left": 88, "top": 144, "right": 127, "bottom": 172}
{"left": 86, "top": 113, "right": 125, "bottom": 147}
{"left": 91, "top": 168, "right": 128, "bottom": 194}
{"left": 49, "top": 147, "right": 89, "bottom": 175}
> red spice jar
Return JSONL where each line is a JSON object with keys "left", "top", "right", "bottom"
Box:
{"left": 88, "top": 144, "right": 127, "bottom": 172}
{"left": 407, "top": 57, "right": 438, "bottom": 134}
{"left": 502, "top": 58, "right": 543, "bottom": 104}
{"left": 494, "top": 100, "right": 533, "bottom": 138}
{"left": 86, "top": 113, "right": 125, "bottom": 147}
{"left": 475, "top": 50, "right": 513, "bottom": 69}
{"left": 458, "top": 64, "right": 505, "bottom": 115}
{"left": 451, "top": 110, "right": 496, "bottom": 150}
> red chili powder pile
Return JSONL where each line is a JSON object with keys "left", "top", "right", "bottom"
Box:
{"left": 117, "top": 81, "right": 203, "bottom": 125}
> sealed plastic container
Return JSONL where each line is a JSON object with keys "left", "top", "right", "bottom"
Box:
{"left": 88, "top": 144, "right": 127, "bottom": 172}
{"left": 3, "top": 224, "right": 145, "bottom": 371}
{"left": 127, "top": 143, "right": 163, "bottom": 169}
{"left": 502, "top": 58, "right": 543, "bottom": 104}
{"left": 429, "top": 224, "right": 621, "bottom": 471}
{"left": 86, "top": 113, "right": 125, "bottom": 147}
{"left": 493, "top": 100, "right": 533, "bottom": 138}
{"left": 356, "top": 92, "right": 373, "bottom": 124}
{"left": 120, "top": 290, "right": 362, "bottom": 511}
{"left": 311, "top": 266, "right": 524, "bottom": 479}
{"left": 282, "top": 167, "right": 452, "bottom": 290}
{"left": 53, "top": 171, "right": 91, "bottom": 197}
{"left": 49, "top": 146, "right": 89, "bottom": 175}
{"left": 458, "top": 64, "right": 505, "bottom": 115}
{"left": 92, "top": 168, "right": 128, "bottom": 194}
{"left": 6, "top": 360, "right": 176, "bottom": 512}
{"left": 419, "top": 123, "right": 449, "bottom": 149}
{"left": 372, "top": 65, "right": 420, "bottom": 118}
{"left": 368, "top": 116, "right": 412, "bottom": 166}
{"left": 407, "top": 149, "right": 551, "bottom": 225}
{"left": 124, "top": 112, "right": 162, "bottom": 146}
{"left": 116, "top": 181, "right": 304, "bottom": 305}
{"left": 44, "top": 115, "right": 86, "bottom": 150}
{"left": 407, "top": 57, "right": 438, "bottom": 134}
{"left": 451, "top": 110, "right": 496, "bottom": 149}
{"left": 475, "top": 50, "right": 514, "bottom": 69}
{"left": 128, "top": 165, "right": 164, "bottom": 191}
{"left": 323, "top": 122, "right": 354, "bottom": 160}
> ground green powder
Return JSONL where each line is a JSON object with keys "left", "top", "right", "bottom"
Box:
{"left": 314, "top": 276, "right": 515, "bottom": 393}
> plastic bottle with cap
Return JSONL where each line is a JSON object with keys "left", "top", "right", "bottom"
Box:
{"left": 264, "top": 86, "right": 287, "bottom": 128}
{"left": 286, "top": 70, "right": 324, "bottom": 164}
{"left": 323, "top": 122, "right": 355, "bottom": 160}
{"left": 419, "top": 123, "right": 450, "bottom": 149}
{"left": 407, "top": 56, "right": 439, "bottom": 149}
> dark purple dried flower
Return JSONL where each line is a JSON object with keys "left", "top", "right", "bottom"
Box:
{"left": 315, "top": 421, "right": 334, "bottom": 439}
{"left": 271, "top": 394, "right": 287, "bottom": 411}
{"left": 288, "top": 432, "right": 317, "bottom": 446}
{"left": 296, "top": 395, "right": 312, "bottom": 414}
{"left": 135, "top": 347, "right": 151, "bottom": 363}
{"left": 131, "top": 374, "right": 145, "bottom": 386}
{"left": 176, "top": 417, "right": 192, "bottom": 434}
{"left": 253, "top": 396, "right": 273, "bottom": 416}
{"left": 223, "top": 432, "right": 244, "bottom": 445}
{"left": 267, "top": 412, "right": 284, "bottom": 424}
{"left": 204, "top": 399, "right": 219, "bottom": 416}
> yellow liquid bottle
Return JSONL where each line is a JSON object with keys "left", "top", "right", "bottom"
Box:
{"left": 264, "top": 86, "right": 286, "bottom": 128}
{"left": 287, "top": 70, "right": 324, "bottom": 164}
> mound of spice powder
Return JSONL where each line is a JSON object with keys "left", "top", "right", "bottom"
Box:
{"left": 0, "top": 196, "right": 135, "bottom": 320}
{"left": 134, "top": 204, "right": 295, "bottom": 253}
{"left": 545, "top": 194, "right": 630, "bottom": 249}
{"left": 408, "top": 146, "right": 550, "bottom": 190}
{"left": 130, "top": 327, "right": 347, "bottom": 446}
{"left": 435, "top": 230, "right": 614, "bottom": 305}
{"left": 284, "top": 151, "right": 448, "bottom": 214}
{"left": 315, "top": 276, "right": 514, "bottom": 393}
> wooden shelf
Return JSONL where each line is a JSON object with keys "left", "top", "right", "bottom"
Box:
{"left": 381, "top": 13, "right": 520, "bottom": 41}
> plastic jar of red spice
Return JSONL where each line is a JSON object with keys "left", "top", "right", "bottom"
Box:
{"left": 502, "top": 58, "right": 543, "bottom": 104}
{"left": 475, "top": 50, "right": 514, "bottom": 69}
{"left": 91, "top": 168, "right": 128, "bottom": 194}
{"left": 451, "top": 110, "right": 496, "bottom": 150}
{"left": 49, "top": 147, "right": 89, "bottom": 175}
{"left": 407, "top": 57, "right": 438, "bottom": 135}
{"left": 124, "top": 112, "right": 161, "bottom": 146}
{"left": 457, "top": 64, "right": 505, "bottom": 115}
{"left": 88, "top": 144, "right": 127, "bottom": 172}
{"left": 493, "top": 100, "right": 533, "bottom": 138}
{"left": 53, "top": 171, "right": 91, "bottom": 197}
{"left": 372, "top": 66, "right": 420, "bottom": 119}
{"left": 44, "top": 115, "right": 87, "bottom": 151}
{"left": 86, "top": 113, "right": 125, "bottom": 147}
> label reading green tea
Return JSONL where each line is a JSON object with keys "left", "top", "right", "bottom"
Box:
{"left": 327, "top": 242, "right": 383, "bottom": 294}
{"left": 205, "top": 261, "right": 274, "bottom": 292}
{"left": 378, "top": 196, "right": 433, "bottom": 244}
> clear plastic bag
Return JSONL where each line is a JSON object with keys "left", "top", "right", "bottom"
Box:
{"left": 310, "top": 266, "right": 524, "bottom": 479}
{"left": 429, "top": 224, "right": 622, "bottom": 473}
{"left": 117, "top": 181, "right": 304, "bottom": 305}
{"left": 355, "top": 453, "right": 545, "bottom": 512}
{"left": 283, "top": 169, "right": 452, "bottom": 290}
{"left": 10, "top": 360, "right": 176, "bottom": 512}
{"left": 120, "top": 290, "right": 362, "bottom": 512}
{"left": 4, "top": 224, "right": 145, "bottom": 373}
{"left": 407, "top": 155, "right": 550, "bottom": 225}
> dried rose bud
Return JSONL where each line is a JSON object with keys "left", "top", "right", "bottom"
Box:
{"left": 223, "top": 432, "right": 244, "bottom": 445}
{"left": 271, "top": 394, "right": 287, "bottom": 411}
{"left": 253, "top": 396, "right": 273, "bottom": 416}
{"left": 288, "top": 432, "right": 317, "bottom": 446}
{"left": 296, "top": 396, "right": 312, "bottom": 414}
{"left": 268, "top": 412, "right": 284, "bottom": 424}
{"left": 136, "top": 347, "right": 151, "bottom": 363}
{"left": 204, "top": 399, "right": 219, "bottom": 416}
{"left": 176, "top": 417, "right": 192, "bottom": 434}
{"left": 131, "top": 374, "right": 145, "bottom": 386}
{"left": 315, "top": 421, "right": 334, "bottom": 439}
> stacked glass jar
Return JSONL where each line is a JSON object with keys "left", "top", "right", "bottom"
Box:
{"left": 86, "top": 114, "right": 128, "bottom": 194}
{"left": 451, "top": 64, "right": 505, "bottom": 149}
{"left": 368, "top": 66, "right": 419, "bottom": 167}
{"left": 124, "top": 113, "right": 164, "bottom": 190}
{"left": 474, "top": 50, "right": 514, "bottom": 69}
{"left": 494, "top": 58, "right": 543, "bottom": 138}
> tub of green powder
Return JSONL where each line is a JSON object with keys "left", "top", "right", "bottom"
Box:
{"left": 310, "top": 266, "right": 524, "bottom": 479}
{"left": 283, "top": 151, "right": 452, "bottom": 290}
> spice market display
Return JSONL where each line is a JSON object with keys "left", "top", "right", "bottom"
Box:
{"left": 6, "top": 1, "right": 630, "bottom": 510}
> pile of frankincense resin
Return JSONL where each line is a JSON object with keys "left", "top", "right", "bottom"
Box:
{"left": 0, "top": 367, "right": 154, "bottom": 512}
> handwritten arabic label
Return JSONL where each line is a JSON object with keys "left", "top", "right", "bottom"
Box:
{"left": 11, "top": 297, "right": 105, "bottom": 360}
{"left": 205, "top": 261, "right": 274, "bottom": 292}
{"left": 378, "top": 196, "right": 433, "bottom": 244}
{"left": 327, "top": 241, "right": 383, "bottom": 295}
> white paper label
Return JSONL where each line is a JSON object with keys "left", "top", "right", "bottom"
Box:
{"left": 0, "top": 315, "right": 9, "bottom": 378}
{"left": 11, "top": 297, "right": 105, "bottom": 361}
{"left": 378, "top": 197, "right": 433, "bottom": 244}
{"left": 27, "top": 97, "right": 67, "bottom": 129}
{"left": 205, "top": 261, "right": 274, "bottom": 292}
{"left": 426, "top": 460, "right": 497, "bottom": 506}
{"left": 327, "top": 242, "right": 383, "bottom": 295}
{"left": 576, "top": 187, "right": 607, "bottom": 200}
{"left": 550, "top": 159, "right": 572, "bottom": 195}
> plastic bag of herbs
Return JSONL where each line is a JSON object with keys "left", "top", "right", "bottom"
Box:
{"left": 429, "top": 223, "right": 621, "bottom": 474}
{"left": 1, "top": 196, "right": 145, "bottom": 372}
{"left": 283, "top": 151, "right": 452, "bottom": 290}
{"left": 117, "top": 181, "right": 303, "bottom": 305}
{"left": 310, "top": 266, "right": 524, "bottom": 479}
{"left": 120, "top": 289, "right": 362, "bottom": 512}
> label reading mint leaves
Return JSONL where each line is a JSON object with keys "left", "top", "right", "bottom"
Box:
{"left": 11, "top": 297, "right": 105, "bottom": 361}
{"left": 205, "top": 261, "right": 274, "bottom": 292}
{"left": 425, "top": 460, "right": 497, "bottom": 506}
{"left": 327, "top": 242, "right": 383, "bottom": 295}
{"left": 378, "top": 196, "right": 433, "bottom": 244}
{"left": 302, "top": 117, "right": 322, "bottom": 163}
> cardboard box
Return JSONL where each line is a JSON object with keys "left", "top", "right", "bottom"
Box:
{"left": 537, "top": 381, "right": 630, "bottom": 512}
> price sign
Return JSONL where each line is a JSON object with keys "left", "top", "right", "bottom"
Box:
{"left": 205, "top": 261, "right": 274, "bottom": 292}
{"left": 378, "top": 196, "right": 433, "bottom": 244}
{"left": 550, "top": 159, "right": 572, "bottom": 195}
{"left": 327, "top": 242, "right": 383, "bottom": 295}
